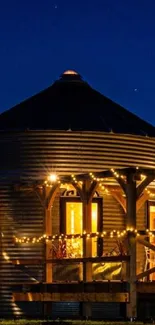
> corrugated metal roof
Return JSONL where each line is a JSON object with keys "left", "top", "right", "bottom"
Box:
{"left": 0, "top": 70, "right": 155, "bottom": 136}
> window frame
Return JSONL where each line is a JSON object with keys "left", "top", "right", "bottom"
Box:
{"left": 60, "top": 196, "right": 103, "bottom": 234}
{"left": 147, "top": 200, "right": 155, "bottom": 229}
{"left": 146, "top": 200, "right": 155, "bottom": 280}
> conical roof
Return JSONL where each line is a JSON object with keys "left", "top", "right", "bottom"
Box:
{"left": 0, "top": 70, "right": 155, "bottom": 136}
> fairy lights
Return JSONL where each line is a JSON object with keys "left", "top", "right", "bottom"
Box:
{"left": 21, "top": 167, "right": 155, "bottom": 200}
{"left": 13, "top": 168, "right": 155, "bottom": 250}
{"left": 13, "top": 228, "right": 155, "bottom": 244}
{"left": 48, "top": 173, "right": 58, "bottom": 183}
{"left": 71, "top": 174, "right": 78, "bottom": 183}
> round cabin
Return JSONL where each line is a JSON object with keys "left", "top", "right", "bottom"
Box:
{"left": 0, "top": 70, "right": 155, "bottom": 319}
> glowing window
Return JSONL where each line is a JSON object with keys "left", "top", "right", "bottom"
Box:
{"left": 66, "top": 202, "right": 83, "bottom": 258}
{"left": 92, "top": 202, "right": 98, "bottom": 257}
{"left": 147, "top": 202, "right": 155, "bottom": 280}
{"left": 149, "top": 205, "right": 155, "bottom": 231}
{"left": 60, "top": 197, "right": 103, "bottom": 258}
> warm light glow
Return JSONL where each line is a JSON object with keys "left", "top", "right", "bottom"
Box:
{"left": 148, "top": 205, "right": 155, "bottom": 280}
{"left": 63, "top": 70, "right": 78, "bottom": 75}
{"left": 48, "top": 173, "right": 57, "bottom": 182}
{"left": 2, "top": 251, "right": 10, "bottom": 261}
{"left": 14, "top": 228, "right": 155, "bottom": 244}
{"left": 92, "top": 203, "right": 98, "bottom": 256}
{"left": 66, "top": 202, "right": 83, "bottom": 257}
{"left": 65, "top": 201, "right": 98, "bottom": 257}
{"left": 28, "top": 292, "right": 33, "bottom": 301}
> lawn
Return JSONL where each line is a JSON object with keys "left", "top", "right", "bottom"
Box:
{"left": 0, "top": 320, "right": 153, "bottom": 325}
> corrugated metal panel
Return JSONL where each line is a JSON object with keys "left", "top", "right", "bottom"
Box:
{"left": 92, "top": 302, "right": 124, "bottom": 319}
{"left": 15, "top": 302, "right": 42, "bottom": 318}
{"left": 138, "top": 298, "right": 155, "bottom": 319}
{"left": 0, "top": 180, "right": 44, "bottom": 317}
{"left": 0, "top": 131, "right": 155, "bottom": 179}
{"left": 137, "top": 203, "right": 147, "bottom": 230}
{"left": 102, "top": 192, "right": 125, "bottom": 230}
{"left": 51, "top": 302, "right": 80, "bottom": 318}
{"left": 101, "top": 192, "right": 125, "bottom": 254}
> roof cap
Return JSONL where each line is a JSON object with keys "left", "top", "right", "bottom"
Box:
{"left": 59, "top": 69, "right": 82, "bottom": 81}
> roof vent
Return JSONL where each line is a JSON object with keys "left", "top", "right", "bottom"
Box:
{"left": 63, "top": 70, "right": 78, "bottom": 75}
{"left": 59, "top": 70, "right": 82, "bottom": 81}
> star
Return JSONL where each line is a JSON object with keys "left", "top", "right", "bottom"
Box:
{"left": 134, "top": 88, "right": 138, "bottom": 92}
{"left": 54, "top": 4, "right": 58, "bottom": 9}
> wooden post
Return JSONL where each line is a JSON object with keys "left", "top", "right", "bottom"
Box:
{"left": 126, "top": 172, "right": 137, "bottom": 319}
{"left": 45, "top": 208, "right": 52, "bottom": 283}
{"left": 43, "top": 183, "right": 59, "bottom": 284}
{"left": 82, "top": 180, "right": 92, "bottom": 319}
{"left": 83, "top": 198, "right": 92, "bottom": 282}
{"left": 42, "top": 184, "right": 59, "bottom": 317}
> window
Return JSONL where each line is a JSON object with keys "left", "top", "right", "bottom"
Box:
{"left": 147, "top": 201, "right": 155, "bottom": 280}
{"left": 60, "top": 197, "right": 103, "bottom": 258}
{"left": 149, "top": 204, "right": 155, "bottom": 231}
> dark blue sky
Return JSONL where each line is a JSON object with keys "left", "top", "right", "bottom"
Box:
{"left": 0, "top": 0, "right": 155, "bottom": 125}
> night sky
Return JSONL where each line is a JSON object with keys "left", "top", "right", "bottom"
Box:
{"left": 0, "top": 0, "right": 155, "bottom": 125}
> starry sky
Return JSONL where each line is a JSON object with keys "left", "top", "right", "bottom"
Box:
{"left": 0, "top": 0, "right": 155, "bottom": 125}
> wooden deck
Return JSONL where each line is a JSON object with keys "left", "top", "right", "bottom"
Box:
{"left": 12, "top": 281, "right": 155, "bottom": 303}
{"left": 12, "top": 281, "right": 129, "bottom": 302}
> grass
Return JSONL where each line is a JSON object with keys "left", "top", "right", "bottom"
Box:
{"left": 0, "top": 320, "right": 154, "bottom": 325}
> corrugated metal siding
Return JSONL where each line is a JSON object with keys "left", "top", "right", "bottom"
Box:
{"left": 138, "top": 296, "right": 155, "bottom": 319}
{"left": 137, "top": 203, "right": 147, "bottom": 230}
{"left": 15, "top": 302, "right": 42, "bottom": 318}
{"left": 92, "top": 302, "right": 124, "bottom": 319}
{"left": 0, "top": 180, "right": 44, "bottom": 317}
{"left": 19, "top": 131, "right": 155, "bottom": 178}
{"left": 51, "top": 302, "right": 80, "bottom": 318}
{"left": 101, "top": 192, "right": 125, "bottom": 253}
{"left": 0, "top": 131, "right": 155, "bottom": 180}
{"left": 102, "top": 192, "right": 125, "bottom": 229}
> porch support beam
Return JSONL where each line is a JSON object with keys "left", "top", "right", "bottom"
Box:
{"left": 136, "top": 192, "right": 150, "bottom": 212}
{"left": 136, "top": 175, "right": 155, "bottom": 199}
{"left": 44, "top": 184, "right": 60, "bottom": 284}
{"left": 107, "top": 189, "right": 126, "bottom": 213}
{"left": 136, "top": 237, "right": 155, "bottom": 252}
{"left": 136, "top": 266, "right": 155, "bottom": 280}
{"left": 11, "top": 255, "right": 130, "bottom": 265}
{"left": 73, "top": 179, "right": 97, "bottom": 319}
{"left": 125, "top": 172, "right": 137, "bottom": 319}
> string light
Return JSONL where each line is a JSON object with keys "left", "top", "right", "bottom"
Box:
{"left": 145, "top": 187, "right": 155, "bottom": 197}
{"left": 48, "top": 173, "right": 58, "bottom": 183}
{"left": 13, "top": 228, "right": 155, "bottom": 244}
{"left": 18, "top": 168, "right": 155, "bottom": 199}
{"left": 14, "top": 169, "right": 155, "bottom": 247}
{"left": 89, "top": 168, "right": 155, "bottom": 197}
{"left": 71, "top": 174, "right": 78, "bottom": 183}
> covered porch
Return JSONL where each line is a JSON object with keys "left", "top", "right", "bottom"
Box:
{"left": 9, "top": 166, "right": 155, "bottom": 318}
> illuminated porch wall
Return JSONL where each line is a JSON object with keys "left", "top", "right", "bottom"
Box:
{"left": 52, "top": 188, "right": 147, "bottom": 280}
{"left": 51, "top": 187, "right": 127, "bottom": 281}
{"left": 0, "top": 129, "right": 154, "bottom": 316}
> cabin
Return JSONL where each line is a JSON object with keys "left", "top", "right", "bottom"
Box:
{"left": 0, "top": 70, "right": 155, "bottom": 319}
